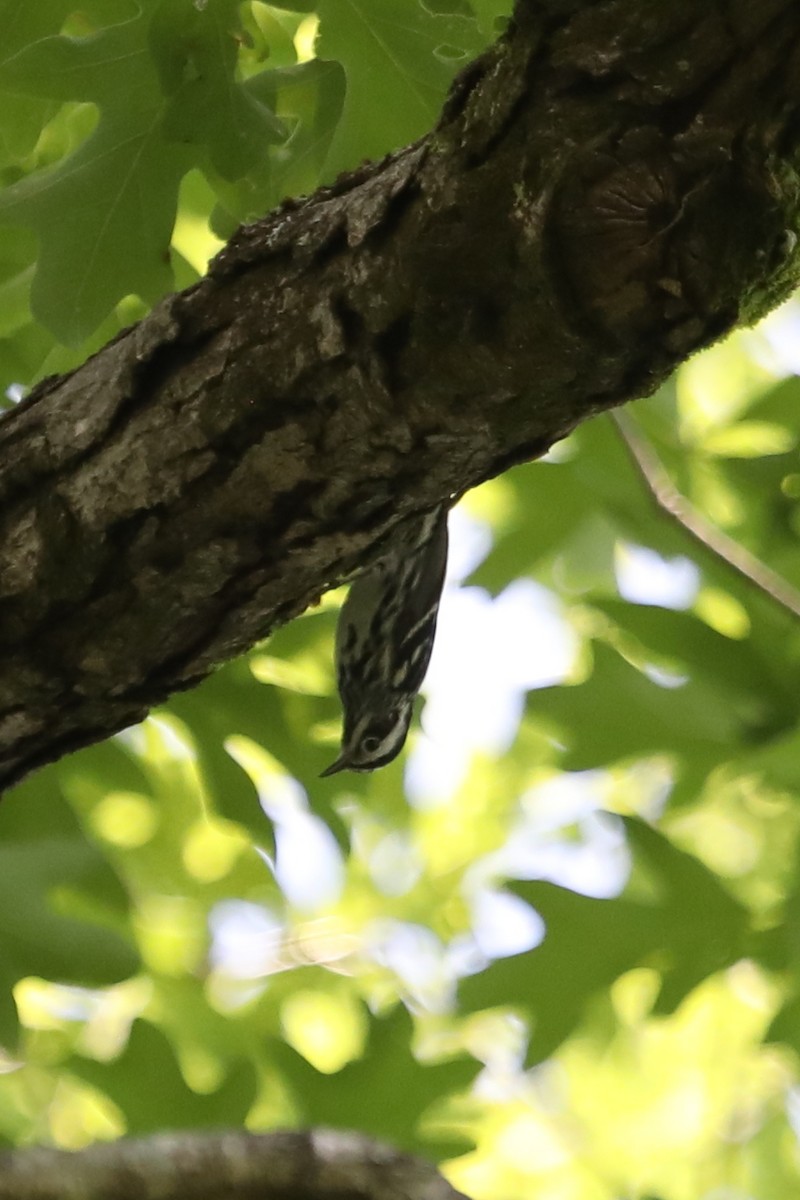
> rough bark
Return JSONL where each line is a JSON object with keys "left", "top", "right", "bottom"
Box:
{"left": 1, "top": 0, "right": 799, "bottom": 789}
{"left": 0, "top": 1129, "right": 470, "bottom": 1200}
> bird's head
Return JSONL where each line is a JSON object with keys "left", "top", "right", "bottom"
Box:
{"left": 321, "top": 699, "right": 414, "bottom": 776}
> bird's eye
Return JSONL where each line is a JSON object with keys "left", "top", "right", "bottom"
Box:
{"left": 363, "top": 735, "right": 381, "bottom": 754}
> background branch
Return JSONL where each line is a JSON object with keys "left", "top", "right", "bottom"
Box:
{"left": 0, "top": 1129, "right": 471, "bottom": 1200}
{"left": 613, "top": 409, "right": 800, "bottom": 620}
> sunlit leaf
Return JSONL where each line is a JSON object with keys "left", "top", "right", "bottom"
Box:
{"left": 460, "top": 819, "right": 747, "bottom": 1063}
{"left": 271, "top": 1004, "right": 480, "bottom": 1157}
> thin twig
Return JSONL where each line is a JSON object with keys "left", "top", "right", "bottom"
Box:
{"left": 612, "top": 409, "right": 800, "bottom": 620}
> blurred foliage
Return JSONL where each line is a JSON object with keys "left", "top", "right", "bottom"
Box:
{"left": 3, "top": 3, "right": 800, "bottom": 1200}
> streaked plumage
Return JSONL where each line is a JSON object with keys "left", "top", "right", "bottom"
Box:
{"left": 322, "top": 507, "right": 448, "bottom": 775}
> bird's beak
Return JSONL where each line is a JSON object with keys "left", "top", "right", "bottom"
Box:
{"left": 320, "top": 753, "right": 349, "bottom": 778}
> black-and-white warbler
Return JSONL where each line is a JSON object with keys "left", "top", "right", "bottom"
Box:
{"left": 321, "top": 506, "right": 449, "bottom": 775}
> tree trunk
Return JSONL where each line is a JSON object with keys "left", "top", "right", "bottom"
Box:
{"left": 1, "top": 0, "right": 798, "bottom": 789}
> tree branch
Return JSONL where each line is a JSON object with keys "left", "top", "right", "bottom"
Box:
{"left": 0, "top": 1129, "right": 471, "bottom": 1200}
{"left": 613, "top": 409, "right": 800, "bottom": 619}
{"left": 1, "top": 0, "right": 799, "bottom": 788}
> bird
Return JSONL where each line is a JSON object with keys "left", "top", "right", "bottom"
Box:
{"left": 321, "top": 505, "right": 449, "bottom": 775}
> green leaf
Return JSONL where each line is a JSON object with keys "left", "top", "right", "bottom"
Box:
{"left": 528, "top": 639, "right": 746, "bottom": 772}
{"left": 72, "top": 1018, "right": 257, "bottom": 1130}
{"left": 469, "top": 0, "right": 513, "bottom": 35}
{"left": 153, "top": 0, "right": 286, "bottom": 181}
{"left": 593, "top": 600, "right": 796, "bottom": 728}
{"left": 210, "top": 58, "right": 346, "bottom": 226}
{"left": 316, "top": 0, "right": 485, "bottom": 176}
{"left": 701, "top": 421, "right": 796, "bottom": 459}
{"left": 0, "top": 0, "right": 77, "bottom": 163}
{"left": 266, "top": 0, "right": 318, "bottom": 10}
{"left": 469, "top": 460, "right": 594, "bottom": 593}
{"left": 168, "top": 663, "right": 288, "bottom": 847}
{"left": 272, "top": 1004, "right": 480, "bottom": 1157}
{"left": 0, "top": 0, "right": 287, "bottom": 342}
{"left": 0, "top": 14, "right": 186, "bottom": 342}
{"left": 0, "top": 777, "right": 138, "bottom": 1044}
{"left": 460, "top": 819, "right": 747, "bottom": 1063}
